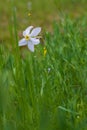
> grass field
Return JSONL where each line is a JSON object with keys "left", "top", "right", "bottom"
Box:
{"left": 0, "top": 0, "right": 87, "bottom": 130}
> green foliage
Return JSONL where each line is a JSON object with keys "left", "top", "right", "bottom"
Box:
{"left": 0, "top": 0, "right": 87, "bottom": 41}
{"left": 0, "top": 15, "right": 87, "bottom": 130}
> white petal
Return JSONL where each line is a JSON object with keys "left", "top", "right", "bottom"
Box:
{"left": 23, "top": 26, "right": 33, "bottom": 36}
{"left": 18, "top": 38, "right": 27, "bottom": 46}
{"left": 28, "top": 41, "right": 34, "bottom": 52}
{"left": 30, "top": 38, "right": 40, "bottom": 45}
{"left": 30, "top": 27, "right": 41, "bottom": 37}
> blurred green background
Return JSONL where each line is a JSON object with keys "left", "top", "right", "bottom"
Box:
{"left": 0, "top": 0, "right": 87, "bottom": 42}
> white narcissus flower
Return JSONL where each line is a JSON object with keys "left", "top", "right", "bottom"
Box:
{"left": 19, "top": 26, "right": 41, "bottom": 52}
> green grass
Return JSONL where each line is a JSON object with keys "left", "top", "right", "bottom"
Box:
{"left": 0, "top": 11, "right": 87, "bottom": 129}
{"left": 0, "top": 0, "right": 87, "bottom": 130}
{"left": 0, "top": 0, "right": 87, "bottom": 41}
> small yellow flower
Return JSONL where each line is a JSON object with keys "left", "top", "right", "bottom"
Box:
{"left": 43, "top": 47, "right": 47, "bottom": 56}
{"left": 28, "top": 13, "right": 31, "bottom": 16}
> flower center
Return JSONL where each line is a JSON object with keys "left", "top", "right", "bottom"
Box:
{"left": 25, "top": 35, "right": 30, "bottom": 40}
